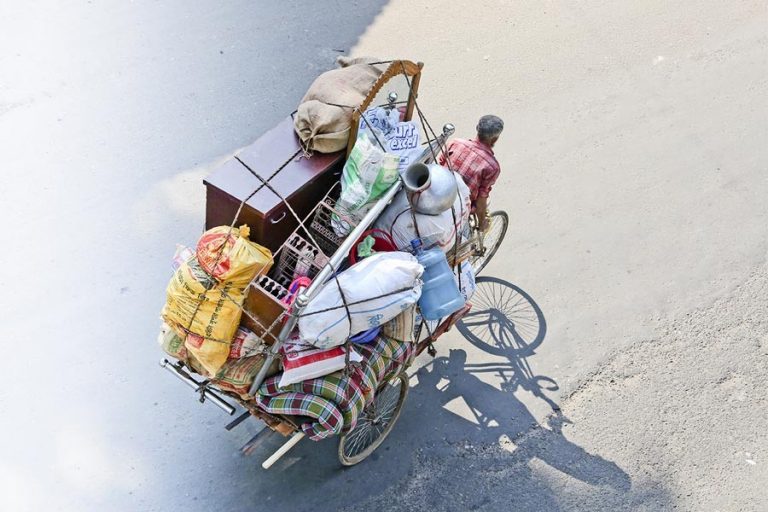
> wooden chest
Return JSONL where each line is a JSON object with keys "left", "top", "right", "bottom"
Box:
{"left": 203, "top": 116, "right": 344, "bottom": 252}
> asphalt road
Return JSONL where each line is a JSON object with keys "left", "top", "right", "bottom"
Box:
{"left": 1, "top": 1, "right": 766, "bottom": 511}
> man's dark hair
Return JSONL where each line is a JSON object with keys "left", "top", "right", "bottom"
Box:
{"left": 477, "top": 115, "right": 504, "bottom": 143}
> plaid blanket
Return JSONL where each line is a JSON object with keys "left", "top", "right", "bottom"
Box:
{"left": 255, "top": 335, "right": 415, "bottom": 440}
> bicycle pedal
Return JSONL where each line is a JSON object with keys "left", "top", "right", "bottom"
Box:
{"left": 427, "top": 345, "right": 437, "bottom": 357}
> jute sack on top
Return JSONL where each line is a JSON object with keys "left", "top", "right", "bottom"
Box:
{"left": 294, "top": 59, "right": 383, "bottom": 154}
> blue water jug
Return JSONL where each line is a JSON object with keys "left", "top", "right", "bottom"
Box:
{"left": 411, "top": 239, "right": 465, "bottom": 320}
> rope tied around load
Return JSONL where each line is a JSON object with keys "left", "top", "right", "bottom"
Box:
{"left": 174, "top": 62, "right": 461, "bottom": 395}
{"left": 179, "top": 147, "right": 303, "bottom": 340}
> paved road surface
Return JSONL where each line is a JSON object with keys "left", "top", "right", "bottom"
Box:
{"left": 1, "top": 1, "right": 765, "bottom": 511}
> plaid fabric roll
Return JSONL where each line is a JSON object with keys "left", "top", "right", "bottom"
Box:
{"left": 254, "top": 391, "right": 343, "bottom": 440}
{"left": 255, "top": 336, "right": 415, "bottom": 440}
{"left": 258, "top": 370, "right": 373, "bottom": 437}
{"left": 356, "top": 335, "right": 415, "bottom": 384}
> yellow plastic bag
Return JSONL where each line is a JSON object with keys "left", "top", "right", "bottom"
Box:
{"left": 162, "top": 260, "right": 244, "bottom": 375}
{"left": 161, "top": 226, "right": 273, "bottom": 376}
{"left": 196, "top": 225, "right": 273, "bottom": 288}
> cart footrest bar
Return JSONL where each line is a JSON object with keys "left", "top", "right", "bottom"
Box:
{"left": 225, "top": 411, "right": 252, "bottom": 431}
{"left": 159, "top": 358, "right": 236, "bottom": 416}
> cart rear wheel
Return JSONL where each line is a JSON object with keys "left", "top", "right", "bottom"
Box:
{"left": 470, "top": 211, "right": 508, "bottom": 275}
{"left": 338, "top": 373, "right": 409, "bottom": 466}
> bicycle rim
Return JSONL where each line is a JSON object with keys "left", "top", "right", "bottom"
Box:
{"left": 471, "top": 211, "right": 508, "bottom": 275}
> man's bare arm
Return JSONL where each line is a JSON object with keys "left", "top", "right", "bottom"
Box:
{"left": 476, "top": 195, "right": 490, "bottom": 231}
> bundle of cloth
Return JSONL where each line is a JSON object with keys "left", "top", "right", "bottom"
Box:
{"left": 254, "top": 335, "right": 414, "bottom": 440}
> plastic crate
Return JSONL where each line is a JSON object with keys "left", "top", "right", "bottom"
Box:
{"left": 271, "top": 233, "right": 329, "bottom": 289}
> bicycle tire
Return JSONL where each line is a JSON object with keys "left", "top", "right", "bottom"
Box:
{"left": 338, "top": 373, "right": 409, "bottom": 466}
{"left": 470, "top": 211, "right": 508, "bottom": 275}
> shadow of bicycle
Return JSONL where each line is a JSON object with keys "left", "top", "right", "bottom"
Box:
{"left": 380, "top": 276, "right": 643, "bottom": 509}
{"left": 457, "top": 276, "right": 547, "bottom": 358}
{"left": 232, "top": 277, "right": 673, "bottom": 512}
{"left": 455, "top": 276, "right": 561, "bottom": 411}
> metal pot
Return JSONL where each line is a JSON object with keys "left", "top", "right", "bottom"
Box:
{"left": 402, "top": 163, "right": 458, "bottom": 215}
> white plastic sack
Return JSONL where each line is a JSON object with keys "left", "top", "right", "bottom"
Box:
{"left": 299, "top": 252, "right": 424, "bottom": 349}
{"left": 279, "top": 335, "right": 363, "bottom": 387}
{"left": 454, "top": 260, "right": 476, "bottom": 302}
{"left": 228, "top": 326, "right": 266, "bottom": 359}
{"left": 373, "top": 171, "right": 471, "bottom": 253}
{"left": 332, "top": 133, "right": 400, "bottom": 236}
{"left": 171, "top": 244, "right": 194, "bottom": 271}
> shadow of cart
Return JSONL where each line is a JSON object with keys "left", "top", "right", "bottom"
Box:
{"left": 231, "top": 278, "right": 672, "bottom": 512}
{"left": 376, "top": 277, "right": 634, "bottom": 509}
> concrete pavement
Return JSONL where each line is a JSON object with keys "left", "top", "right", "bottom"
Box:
{"left": 350, "top": 1, "right": 768, "bottom": 509}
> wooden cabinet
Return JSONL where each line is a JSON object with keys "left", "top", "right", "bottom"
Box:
{"left": 204, "top": 116, "right": 344, "bottom": 252}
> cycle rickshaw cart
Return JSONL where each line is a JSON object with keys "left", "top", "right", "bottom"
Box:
{"left": 160, "top": 60, "right": 509, "bottom": 468}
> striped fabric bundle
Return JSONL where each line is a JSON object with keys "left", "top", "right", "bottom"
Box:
{"left": 254, "top": 335, "right": 415, "bottom": 440}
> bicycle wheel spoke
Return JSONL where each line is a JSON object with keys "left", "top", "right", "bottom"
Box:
{"left": 348, "top": 436, "right": 365, "bottom": 456}
{"left": 506, "top": 307, "right": 537, "bottom": 319}
{"left": 472, "top": 291, "right": 494, "bottom": 311}
{"left": 377, "top": 388, "right": 398, "bottom": 413}
{"left": 340, "top": 374, "right": 408, "bottom": 465}
{"left": 516, "top": 329, "right": 537, "bottom": 343}
{"left": 510, "top": 316, "right": 539, "bottom": 328}
{"left": 366, "top": 422, "right": 377, "bottom": 446}
{"left": 346, "top": 426, "right": 369, "bottom": 455}
{"left": 491, "top": 281, "right": 501, "bottom": 308}
{"left": 510, "top": 313, "right": 538, "bottom": 326}
{"left": 470, "top": 293, "right": 494, "bottom": 311}
{"left": 501, "top": 293, "right": 525, "bottom": 312}
{"left": 348, "top": 417, "right": 373, "bottom": 442}
{"left": 346, "top": 421, "right": 369, "bottom": 446}
{"left": 505, "top": 301, "right": 534, "bottom": 315}
{"left": 379, "top": 409, "right": 396, "bottom": 424}
{"left": 472, "top": 321, "right": 494, "bottom": 344}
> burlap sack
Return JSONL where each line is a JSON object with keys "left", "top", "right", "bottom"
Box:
{"left": 294, "top": 100, "right": 352, "bottom": 154}
{"left": 294, "top": 61, "right": 383, "bottom": 153}
{"left": 211, "top": 354, "right": 280, "bottom": 398}
{"left": 382, "top": 304, "right": 418, "bottom": 343}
